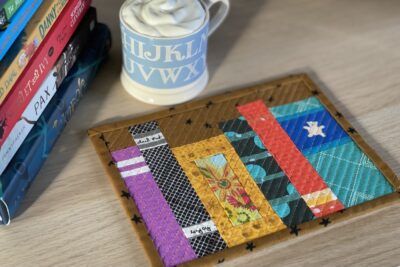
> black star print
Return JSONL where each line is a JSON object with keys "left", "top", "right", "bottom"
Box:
{"left": 131, "top": 214, "right": 142, "bottom": 224}
{"left": 335, "top": 111, "right": 343, "bottom": 118}
{"left": 290, "top": 225, "right": 301, "bottom": 236}
{"left": 311, "top": 90, "right": 319, "bottom": 95}
{"left": 99, "top": 134, "right": 110, "bottom": 147}
{"left": 246, "top": 242, "right": 256, "bottom": 251}
{"left": 185, "top": 118, "right": 192, "bottom": 125}
{"left": 319, "top": 218, "right": 331, "bottom": 227}
{"left": 348, "top": 127, "right": 357, "bottom": 134}
{"left": 217, "top": 259, "right": 225, "bottom": 264}
{"left": 268, "top": 96, "right": 274, "bottom": 102}
{"left": 120, "top": 190, "right": 130, "bottom": 199}
{"left": 206, "top": 101, "right": 213, "bottom": 108}
{"left": 204, "top": 122, "right": 212, "bottom": 129}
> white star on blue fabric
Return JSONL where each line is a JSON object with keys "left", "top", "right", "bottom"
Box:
{"left": 303, "top": 121, "right": 326, "bottom": 138}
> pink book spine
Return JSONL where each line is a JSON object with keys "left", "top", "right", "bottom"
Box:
{"left": 0, "top": 0, "right": 91, "bottom": 146}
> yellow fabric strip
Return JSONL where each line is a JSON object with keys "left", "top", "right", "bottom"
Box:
{"left": 172, "top": 135, "right": 286, "bottom": 247}
{"left": 301, "top": 188, "right": 338, "bottom": 207}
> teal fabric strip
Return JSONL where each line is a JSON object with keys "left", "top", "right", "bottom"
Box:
{"left": 252, "top": 171, "right": 286, "bottom": 185}
{"left": 270, "top": 97, "right": 323, "bottom": 119}
{"left": 276, "top": 107, "right": 325, "bottom": 122}
{"left": 240, "top": 151, "right": 271, "bottom": 164}
{"left": 223, "top": 131, "right": 256, "bottom": 142}
{"left": 269, "top": 192, "right": 301, "bottom": 206}
{"left": 306, "top": 141, "right": 394, "bottom": 207}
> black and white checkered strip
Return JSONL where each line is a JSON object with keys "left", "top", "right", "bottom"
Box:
{"left": 129, "top": 121, "right": 158, "bottom": 134}
{"left": 189, "top": 232, "right": 227, "bottom": 258}
{"left": 129, "top": 121, "right": 227, "bottom": 257}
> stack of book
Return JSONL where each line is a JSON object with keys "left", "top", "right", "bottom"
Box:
{"left": 0, "top": 0, "right": 111, "bottom": 225}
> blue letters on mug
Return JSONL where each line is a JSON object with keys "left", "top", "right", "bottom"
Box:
{"left": 121, "top": 21, "right": 209, "bottom": 90}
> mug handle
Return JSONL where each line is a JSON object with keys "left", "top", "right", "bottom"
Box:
{"left": 201, "top": 0, "right": 230, "bottom": 36}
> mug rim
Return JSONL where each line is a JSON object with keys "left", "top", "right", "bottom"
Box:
{"left": 119, "top": 0, "right": 210, "bottom": 40}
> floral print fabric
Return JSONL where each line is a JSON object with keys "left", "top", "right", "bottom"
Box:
{"left": 195, "top": 154, "right": 262, "bottom": 225}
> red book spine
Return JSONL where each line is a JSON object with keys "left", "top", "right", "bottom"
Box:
{"left": 0, "top": 0, "right": 91, "bottom": 146}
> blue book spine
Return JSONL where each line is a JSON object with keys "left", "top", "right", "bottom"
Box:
{"left": 0, "top": 0, "right": 43, "bottom": 61}
{"left": 0, "top": 23, "right": 111, "bottom": 225}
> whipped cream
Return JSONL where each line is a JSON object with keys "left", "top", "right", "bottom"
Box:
{"left": 121, "top": 0, "right": 206, "bottom": 37}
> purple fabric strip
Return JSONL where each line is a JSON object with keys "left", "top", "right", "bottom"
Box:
{"left": 111, "top": 146, "right": 141, "bottom": 161}
{"left": 111, "top": 146, "right": 197, "bottom": 267}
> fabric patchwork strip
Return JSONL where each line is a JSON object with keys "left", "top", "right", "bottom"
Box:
{"left": 270, "top": 97, "right": 395, "bottom": 208}
{"left": 195, "top": 154, "right": 262, "bottom": 226}
{"left": 111, "top": 146, "right": 196, "bottom": 267}
{"left": 129, "top": 121, "right": 227, "bottom": 258}
{"left": 172, "top": 135, "right": 286, "bottom": 247}
{"left": 220, "top": 118, "right": 315, "bottom": 226}
{"left": 237, "top": 100, "right": 345, "bottom": 217}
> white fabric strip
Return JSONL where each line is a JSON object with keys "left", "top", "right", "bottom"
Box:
{"left": 116, "top": 156, "right": 145, "bottom": 168}
{"left": 182, "top": 220, "right": 218, "bottom": 239}
{"left": 120, "top": 166, "right": 151, "bottom": 178}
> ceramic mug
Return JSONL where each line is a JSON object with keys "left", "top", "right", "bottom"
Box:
{"left": 120, "top": 0, "right": 230, "bottom": 105}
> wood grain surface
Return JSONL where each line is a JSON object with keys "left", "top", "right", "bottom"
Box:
{"left": 1, "top": 0, "right": 399, "bottom": 266}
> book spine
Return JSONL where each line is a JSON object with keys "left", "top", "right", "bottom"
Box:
{"left": 0, "top": 8, "right": 97, "bottom": 175}
{"left": 2, "top": 0, "right": 25, "bottom": 21}
{"left": 0, "top": 0, "right": 43, "bottom": 60}
{"left": 0, "top": 0, "right": 91, "bottom": 148}
{"left": 0, "top": 23, "right": 111, "bottom": 225}
{"left": 0, "top": 0, "right": 68, "bottom": 105}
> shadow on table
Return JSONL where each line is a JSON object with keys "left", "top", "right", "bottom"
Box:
{"left": 208, "top": 0, "right": 268, "bottom": 81}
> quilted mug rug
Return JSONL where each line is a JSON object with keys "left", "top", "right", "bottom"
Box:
{"left": 88, "top": 74, "right": 399, "bottom": 267}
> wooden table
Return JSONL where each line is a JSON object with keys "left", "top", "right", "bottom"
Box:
{"left": 1, "top": 0, "right": 399, "bottom": 266}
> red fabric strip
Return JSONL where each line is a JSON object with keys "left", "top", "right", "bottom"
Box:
{"left": 237, "top": 100, "right": 344, "bottom": 216}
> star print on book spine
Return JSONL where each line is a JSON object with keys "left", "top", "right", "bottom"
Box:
{"left": 237, "top": 100, "right": 345, "bottom": 217}
{"left": 270, "top": 97, "right": 395, "bottom": 208}
{"left": 111, "top": 146, "right": 197, "bottom": 267}
{"left": 219, "top": 118, "right": 315, "bottom": 227}
{"left": 128, "top": 121, "right": 227, "bottom": 258}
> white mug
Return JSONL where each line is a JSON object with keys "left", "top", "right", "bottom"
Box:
{"left": 120, "top": 0, "right": 230, "bottom": 105}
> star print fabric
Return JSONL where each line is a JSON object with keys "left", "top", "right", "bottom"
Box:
{"left": 270, "top": 97, "right": 395, "bottom": 207}
{"left": 90, "top": 75, "right": 398, "bottom": 267}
